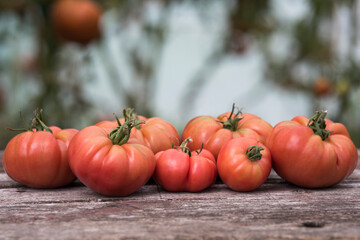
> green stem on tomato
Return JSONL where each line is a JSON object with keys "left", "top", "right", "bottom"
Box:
{"left": 219, "top": 103, "right": 243, "bottom": 132}
{"left": 32, "top": 109, "right": 53, "bottom": 133}
{"left": 19, "top": 111, "right": 32, "bottom": 131}
{"left": 114, "top": 113, "right": 122, "bottom": 126}
{"left": 195, "top": 144, "right": 204, "bottom": 155}
{"left": 109, "top": 122, "right": 131, "bottom": 145}
{"left": 246, "top": 143, "right": 264, "bottom": 161}
{"left": 123, "top": 108, "right": 142, "bottom": 130}
{"left": 8, "top": 109, "right": 52, "bottom": 133}
{"left": 179, "top": 137, "right": 193, "bottom": 157}
{"left": 108, "top": 112, "right": 144, "bottom": 145}
{"left": 307, "top": 110, "right": 332, "bottom": 141}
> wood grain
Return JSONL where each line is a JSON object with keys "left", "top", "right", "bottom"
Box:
{"left": 0, "top": 151, "right": 359, "bottom": 240}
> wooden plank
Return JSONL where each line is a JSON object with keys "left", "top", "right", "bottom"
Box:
{"left": 0, "top": 175, "right": 359, "bottom": 239}
{"left": 0, "top": 151, "right": 359, "bottom": 239}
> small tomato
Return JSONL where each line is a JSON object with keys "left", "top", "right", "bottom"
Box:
{"left": 153, "top": 138, "right": 217, "bottom": 192}
{"left": 51, "top": 0, "right": 102, "bottom": 45}
{"left": 217, "top": 137, "right": 272, "bottom": 191}
{"left": 314, "top": 76, "right": 332, "bottom": 96}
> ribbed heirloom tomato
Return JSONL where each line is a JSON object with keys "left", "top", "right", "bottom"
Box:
{"left": 182, "top": 104, "right": 272, "bottom": 159}
{"left": 217, "top": 137, "right": 272, "bottom": 191}
{"left": 153, "top": 138, "right": 217, "bottom": 192}
{"left": 266, "top": 111, "right": 358, "bottom": 188}
{"left": 68, "top": 116, "right": 156, "bottom": 197}
{"left": 3, "top": 110, "right": 78, "bottom": 188}
{"left": 95, "top": 108, "right": 180, "bottom": 154}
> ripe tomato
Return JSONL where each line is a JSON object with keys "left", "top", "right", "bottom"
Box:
{"left": 3, "top": 110, "right": 78, "bottom": 188}
{"left": 95, "top": 109, "right": 180, "bottom": 154}
{"left": 153, "top": 138, "right": 217, "bottom": 192}
{"left": 266, "top": 111, "right": 358, "bottom": 188}
{"left": 181, "top": 104, "right": 272, "bottom": 159}
{"left": 68, "top": 119, "right": 156, "bottom": 197}
{"left": 314, "top": 76, "right": 332, "bottom": 96}
{"left": 217, "top": 137, "right": 272, "bottom": 191}
{"left": 51, "top": 0, "right": 102, "bottom": 45}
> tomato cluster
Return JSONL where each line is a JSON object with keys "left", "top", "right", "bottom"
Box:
{"left": 3, "top": 105, "right": 358, "bottom": 196}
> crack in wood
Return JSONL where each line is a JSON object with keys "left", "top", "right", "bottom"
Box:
{"left": 301, "top": 221, "right": 326, "bottom": 228}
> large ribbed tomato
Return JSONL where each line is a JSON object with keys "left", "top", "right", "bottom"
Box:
{"left": 181, "top": 104, "right": 272, "bottom": 159}
{"left": 266, "top": 111, "right": 358, "bottom": 188}
{"left": 217, "top": 137, "right": 272, "bottom": 191}
{"left": 68, "top": 119, "right": 156, "bottom": 197}
{"left": 51, "top": 0, "right": 102, "bottom": 45}
{"left": 95, "top": 109, "right": 180, "bottom": 154}
{"left": 153, "top": 138, "right": 217, "bottom": 192}
{"left": 3, "top": 110, "right": 78, "bottom": 188}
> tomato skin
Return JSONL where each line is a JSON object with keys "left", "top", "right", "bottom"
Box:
{"left": 217, "top": 137, "right": 272, "bottom": 191}
{"left": 95, "top": 116, "right": 180, "bottom": 154}
{"left": 266, "top": 116, "right": 358, "bottom": 188}
{"left": 51, "top": 0, "right": 102, "bottom": 45}
{"left": 181, "top": 112, "right": 272, "bottom": 159}
{"left": 153, "top": 148, "right": 217, "bottom": 192}
{"left": 68, "top": 126, "right": 156, "bottom": 197}
{"left": 3, "top": 127, "right": 78, "bottom": 188}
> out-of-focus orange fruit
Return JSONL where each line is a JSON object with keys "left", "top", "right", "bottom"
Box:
{"left": 51, "top": 0, "right": 102, "bottom": 45}
{"left": 314, "top": 76, "right": 332, "bottom": 96}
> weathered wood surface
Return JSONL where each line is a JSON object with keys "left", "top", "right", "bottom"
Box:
{"left": 0, "top": 151, "right": 359, "bottom": 240}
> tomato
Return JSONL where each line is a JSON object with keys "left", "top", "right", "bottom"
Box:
{"left": 266, "top": 111, "right": 358, "bottom": 188}
{"left": 3, "top": 110, "right": 78, "bottom": 188}
{"left": 51, "top": 0, "right": 102, "bottom": 45}
{"left": 95, "top": 109, "right": 180, "bottom": 154}
{"left": 314, "top": 76, "right": 332, "bottom": 96}
{"left": 217, "top": 137, "right": 272, "bottom": 191}
{"left": 68, "top": 118, "right": 156, "bottom": 197}
{"left": 153, "top": 138, "right": 217, "bottom": 192}
{"left": 181, "top": 104, "right": 273, "bottom": 159}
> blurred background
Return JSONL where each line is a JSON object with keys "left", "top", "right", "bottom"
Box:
{"left": 0, "top": 0, "right": 360, "bottom": 149}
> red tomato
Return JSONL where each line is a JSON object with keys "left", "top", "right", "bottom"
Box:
{"left": 68, "top": 120, "right": 156, "bottom": 197}
{"left": 182, "top": 104, "right": 272, "bottom": 159}
{"left": 95, "top": 109, "right": 180, "bottom": 154}
{"left": 266, "top": 111, "right": 358, "bottom": 188}
{"left": 314, "top": 76, "right": 332, "bottom": 96}
{"left": 51, "top": 0, "right": 102, "bottom": 45}
{"left": 3, "top": 111, "right": 78, "bottom": 188}
{"left": 217, "top": 137, "right": 272, "bottom": 191}
{"left": 153, "top": 138, "right": 217, "bottom": 192}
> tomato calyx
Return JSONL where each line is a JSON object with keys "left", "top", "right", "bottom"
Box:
{"left": 8, "top": 109, "right": 53, "bottom": 133}
{"left": 246, "top": 142, "right": 264, "bottom": 161}
{"left": 32, "top": 109, "right": 53, "bottom": 133}
{"left": 123, "top": 108, "right": 143, "bottom": 130}
{"left": 194, "top": 144, "right": 204, "bottom": 156}
{"left": 219, "top": 103, "right": 243, "bottom": 132}
{"left": 307, "top": 111, "right": 332, "bottom": 141}
{"left": 109, "top": 110, "right": 143, "bottom": 145}
{"left": 178, "top": 137, "right": 193, "bottom": 157}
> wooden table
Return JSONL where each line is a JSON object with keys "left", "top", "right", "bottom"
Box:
{"left": 1, "top": 151, "right": 359, "bottom": 240}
